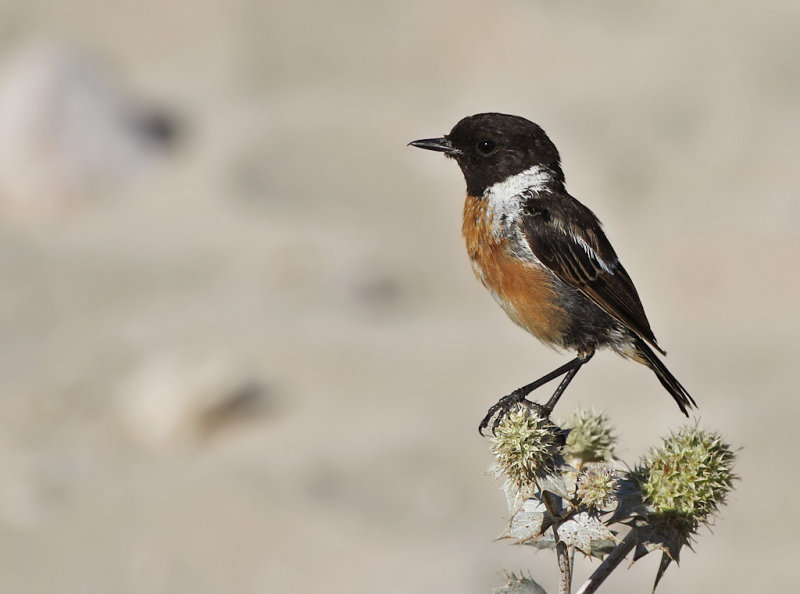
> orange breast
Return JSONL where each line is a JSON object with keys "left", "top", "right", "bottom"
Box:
{"left": 462, "top": 195, "right": 567, "bottom": 346}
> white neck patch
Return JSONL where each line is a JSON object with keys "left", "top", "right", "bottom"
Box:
{"left": 484, "top": 164, "right": 553, "bottom": 203}
{"left": 483, "top": 165, "right": 554, "bottom": 236}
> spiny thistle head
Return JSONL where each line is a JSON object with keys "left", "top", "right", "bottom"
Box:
{"left": 491, "top": 405, "right": 565, "bottom": 490}
{"left": 563, "top": 407, "right": 616, "bottom": 468}
{"left": 576, "top": 462, "right": 620, "bottom": 511}
{"left": 634, "top": 426, "right": 736, "bottom": 533}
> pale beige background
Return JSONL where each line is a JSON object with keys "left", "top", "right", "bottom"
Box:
{"left": 0, "top": 1, "right": 798, "bottom": 593}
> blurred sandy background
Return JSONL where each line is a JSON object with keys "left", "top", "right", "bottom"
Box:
{"left": 0, "top": 1, "right": 797, "bottom": 592}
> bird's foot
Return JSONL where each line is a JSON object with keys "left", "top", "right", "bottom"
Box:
{"left": 478, "top": 390, "right": 549, "bottom": 436}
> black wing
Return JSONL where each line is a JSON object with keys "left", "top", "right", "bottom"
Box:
{"left": 521, "top": 195, "right": 665, "bottom": 354}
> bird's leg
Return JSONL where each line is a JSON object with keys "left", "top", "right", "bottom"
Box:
{"left": 540, "top": 350, "right": 594, "bottom": 416}
{"left": 479, "top": 354, "right": 591, "bottom": 436}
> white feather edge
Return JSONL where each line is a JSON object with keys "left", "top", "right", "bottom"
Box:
{"left": 484, "top": 164, "right": 615, "bottom": 274}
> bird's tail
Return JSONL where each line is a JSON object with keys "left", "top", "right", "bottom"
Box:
{"left": 633, "top": 339, "right": 697, "bottom": 416}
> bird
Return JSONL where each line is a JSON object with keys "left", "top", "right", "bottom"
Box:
{"left": 409, "top": 113, "right": 696, "bottom": 434}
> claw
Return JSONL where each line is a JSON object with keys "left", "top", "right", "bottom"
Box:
{"left": 478, "top": 355, "right": 591, "bottom": 436}
{"left": 478, "top": 391, "right": 546, "bottom": 436}
{"left": 478, "top": 392, "right": 518, "bottom": 436}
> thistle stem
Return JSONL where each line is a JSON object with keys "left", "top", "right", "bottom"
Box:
{"left": 541, "top": 492, "right": 571, "bottom": 594}
{"left": 555, "top": 538, "right": 572, "bottom": 594}
{"left": 574, "top": 530, "right": 636, "bottom": 594}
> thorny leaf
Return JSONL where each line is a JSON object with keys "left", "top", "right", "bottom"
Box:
{"left": 493, "top": 572, "right": 548, "bottom": 594}
{"left": 631, "top": 522, "right": 688, "bottom": 563}
{"left": 556, "top": 511, "right": 617, "bottom": 557}
{"left": 536, "top": 469, "right": 571, "bottom": 501}
{"left": 608, "top": 474, "right": 652, "bottom": 524}
{"left": 521, "top": 528, "right": 557, "bottom": 550}
{"left": 614, "top": 482, "right": 695, "bottom": 591}
{"left": 503, "top": 499, "right": 551, "bottom": 543}
{"left": 502, "top": 479, "right": 529, "bottom": 514}
{"left": 653, "top": 552, "right": 673, "bottom": 593}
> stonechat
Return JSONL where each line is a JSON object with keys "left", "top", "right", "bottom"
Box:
{"left": 409, "top": 113, "right": 696, "bottom": 433}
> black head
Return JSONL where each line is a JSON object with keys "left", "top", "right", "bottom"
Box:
{"left": 410, "top": 113, "right": 564, "bottom": 197}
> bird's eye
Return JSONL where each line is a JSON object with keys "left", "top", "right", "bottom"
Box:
{"left": 477, "top": 139, "right": 496, "bottom": 155}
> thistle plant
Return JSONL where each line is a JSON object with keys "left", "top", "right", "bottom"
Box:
{"left": 492, "top": 406, "right": 568, "bottom": 504}
{"left": 575, "top": 463, "right": 619, "bottom": 512}
{"left": 562, "top": 408, "right": 616, "bottom": 469}
{"left": 488, "top": 405, "right": 736, "bottom": 594}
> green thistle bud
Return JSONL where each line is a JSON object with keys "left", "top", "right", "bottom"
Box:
{"left": 634, "top": 426, "right": 736, "bottom": 533}
{"left": 563, "top": 407, "right": 616, "bottom": 468}
{"left": 576, "top": 462, "right": 619, "bottom": 511}
{"left": 491, "top": 405, "right": 565, "bottom": 491}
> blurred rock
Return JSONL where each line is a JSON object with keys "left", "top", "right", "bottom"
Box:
{"left": 0, "top": 40, "right": 180, "bottom": 219}
{"left": 351, "top": 273, "right": 401, "bottom": 310}
{"left": 116, "top": 349, "right": 269, "bottom": 448}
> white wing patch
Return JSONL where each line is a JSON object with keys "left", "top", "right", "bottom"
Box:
{"left": 550, "top": 213, "right": 616, "bottom": 275}
{"left": 573, "top": 234, "right": 615, "bottom": 274}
